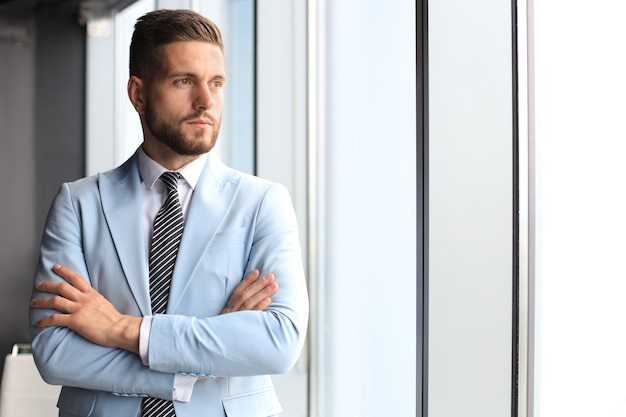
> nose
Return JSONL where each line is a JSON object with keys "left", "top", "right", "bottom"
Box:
{"left": 193, "top": 83, "right": 213, "bottom": 110}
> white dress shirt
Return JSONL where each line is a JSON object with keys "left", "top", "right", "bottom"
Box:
{"left": 137, "top": 147, "right": 208, "bottom": 402}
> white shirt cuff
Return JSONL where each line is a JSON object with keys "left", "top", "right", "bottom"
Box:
{"left": 139, "top": 316, "right": 152, "bottom": 366}
{"left": 173, "top": 374, "right": 197, "bottom": 402}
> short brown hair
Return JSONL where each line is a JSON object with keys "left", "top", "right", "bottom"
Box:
{"left": 129, "top": 9, "right": 223, "bottom": 79}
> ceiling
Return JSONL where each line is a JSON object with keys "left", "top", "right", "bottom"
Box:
{"left": 0, "top": 0, "right": 134, "bottom": 21}
{"left": 0, "top": 0, "right": 80, "bottom": 16}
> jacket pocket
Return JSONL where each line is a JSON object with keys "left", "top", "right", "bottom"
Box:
{"left": 57, "top": 386, "right": 96, "bottom": 416}
{"left": 222, "top": 388, "right": 282, "bottom": 417}
{"left": 210, "top": 227, "right": 246, "bottom": 247}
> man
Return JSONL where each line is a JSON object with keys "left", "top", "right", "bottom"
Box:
{"left": 29, "top": 9, "right": 308, "bottom": 417}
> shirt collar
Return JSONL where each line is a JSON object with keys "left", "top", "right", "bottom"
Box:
{"left": 137, "top": 147, "right": 208, "bottom": 190}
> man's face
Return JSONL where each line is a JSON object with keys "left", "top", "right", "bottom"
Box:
{"left": 140, "top": 41, "right": 226, "bottom": 157}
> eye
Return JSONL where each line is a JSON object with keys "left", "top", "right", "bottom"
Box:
{"left": 175, "top": 78, "right": 191, "bottom": 86}
{"left": 210, "top": 80, "right": 224, "bottom": 88}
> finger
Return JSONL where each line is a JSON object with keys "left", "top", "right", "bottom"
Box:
{"left": 220, "top": 271, "right": 276, "bottom": 314}
{"left": 53, "top": 264, "right": 91, "bottom": 292}
{"left": 225, "top": 270, "right": 261, "bottom": 311}
{"left": 254, "top": 275, "right": 278, "bottom": 300}
{"left": 242, "top": 269, "right": 261, "bottom": 283}
{"left": 234, "top": 269, "right": 260, "bottom": 290}
{"left": 245, "top": 274, "right": 277, "bottom": 299}
{"left": 241, "top": 279, "right": 278, "bottom": 310}
{"left": 251, "top": 297, "right": 272, "bottom": 311}
{"left": 221, "top": 283, "right": 276, "bottom": 314}
{"left": 260, "top": 274, "right": 278, "bottom": 297}
{"left": 35, "top": 281, "right": 80, "bottom": 301}
{"left": 30, "top": 295, "right": 75, "bottom": 313}
{"left": 35, "top": 313, "right": 69, "bottom": 329}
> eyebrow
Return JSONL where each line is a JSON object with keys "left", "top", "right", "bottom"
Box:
{"left": 167, "top": 72, "right": 226, "bottom": 81}
{"left": 167, "top": 72, "right": 197, "bottom": 79}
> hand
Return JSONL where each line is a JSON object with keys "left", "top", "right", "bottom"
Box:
{"left": 221, "top": 269, "right": 278, "bottom": 314}
{"left": 31, "top": 264, "right": 141, "bottom": 354}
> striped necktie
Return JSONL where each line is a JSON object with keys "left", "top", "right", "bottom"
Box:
{"left": 142, "top": 171, "right": 183, "bottom": 417}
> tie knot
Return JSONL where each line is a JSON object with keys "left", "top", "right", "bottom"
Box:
{"left": 160, "top": 172, "right": 180, "bottom": 194}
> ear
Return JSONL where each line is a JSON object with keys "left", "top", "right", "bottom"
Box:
{"left": 127, "top": 76, "right": 145, "bottom": 114}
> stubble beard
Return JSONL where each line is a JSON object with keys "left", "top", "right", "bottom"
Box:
{"left": 144, "top": 101, "right": 220, "bottom": 156}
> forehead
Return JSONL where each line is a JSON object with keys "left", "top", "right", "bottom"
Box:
{"left": 158, "top": 41, "right": 225, "bottom": 75}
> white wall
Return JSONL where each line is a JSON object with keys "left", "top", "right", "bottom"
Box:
{"left": 532, "top": 2, "right": 626, "bottom": 416}
{"left": 428, "top": 1, "right": 514, "bottom": 416}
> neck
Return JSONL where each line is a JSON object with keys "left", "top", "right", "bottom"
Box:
{"left": 141, "top": 142, "right": 202, "bottom": 170}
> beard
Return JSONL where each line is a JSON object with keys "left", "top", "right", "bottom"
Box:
{"left": 144, "top": 101, "right": 220, "bottom": 156}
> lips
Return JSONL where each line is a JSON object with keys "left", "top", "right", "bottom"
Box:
{"left": 183, "top": 113, "right": 216, "bottom": 125}
{"left": 187, "top": 118, "right": 214, "bottom": 125}
{"left": 187, "top": 120, "right": 213, "bottom": 127}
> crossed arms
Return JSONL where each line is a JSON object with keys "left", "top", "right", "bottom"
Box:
{"left": 31, "top": 264, "right": 278, "bottom": 355}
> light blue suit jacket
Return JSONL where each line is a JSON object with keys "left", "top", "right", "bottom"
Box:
{"left": 29, "top": 151, "right": 309, "bottom": 417}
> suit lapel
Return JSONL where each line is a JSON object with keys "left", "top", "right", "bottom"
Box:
{"left": 167, "top": 154, "right": 241, "bottom": 313}
{"left": 99, "top": 153, "right": 151, "bottom": 316}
